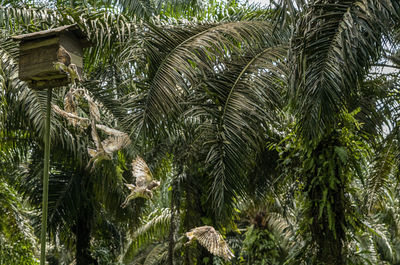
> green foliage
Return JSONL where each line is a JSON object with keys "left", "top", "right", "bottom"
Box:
{"left": 240, "top": 226, "right": 283, "bottom": 265}
{"left": 0, "top": 181, "right": 38, "bottom": 265}
{"left": 122, "top": 208, "right": 171, "bottom": 264}
{"left": 271, "top": 109, "right": 371, "bottom": 263}
{"left": 1, "top": 1, "right": 400, "bottom": 265}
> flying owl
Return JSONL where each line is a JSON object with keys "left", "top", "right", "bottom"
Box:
{"left": 121, "top": 157, "right": 160, "bottom": 208}
{"left": 85, "top": 96, "right": 130, "bottom": 170}
{"left": 186, "top": 226, "right": 234, "bottom": 261}
{"left": 86, "top": 118, "right": 111, "bottom": 170}
{"left": 86, "top": 98, "right": 111, "bottom": 169}
{"left": 95, "top": 124, "right": 131, "bottom": 154}
{"left": 87, "top": 123, "right": 130, "bottom": 170}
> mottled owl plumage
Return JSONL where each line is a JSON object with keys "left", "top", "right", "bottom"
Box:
{"left": 63, "top": 88, "right": 78, "bottom": 126}
{"left": 55, "top": 47, "right": 83, "bottom": 83}
{"left": 95, "top": 124, "right": 131, "bottom": 154}
{"left": 86, "top": 99, "right": 130, "bottom": 170}
{"left": 186, "top": 226, "right": 234, "bottom": 261}
{"left": 57, "top": 46, "right": 71, "bottom": 66}
{"left": 86, "top": 117, "right": 111, "bottom": 170}
{"left": 121, "top": 157, "right": 160, "bottom": 208}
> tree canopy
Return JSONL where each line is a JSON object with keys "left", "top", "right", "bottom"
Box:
{"left": 1, "top": 0, "right": 400, "bottom": 264}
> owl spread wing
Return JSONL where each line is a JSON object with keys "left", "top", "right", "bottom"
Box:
{"left": 186, "top": 226, "right": 234, "bottom": 261}
{"left": 86, "top": 127, "right": 110, "bottom": 169}
{"left": 86, "top": 100, "right": 110, "bottom": 170}
{"left": 87, "top": 148, "right": 98, "bottom": 158}
{"left": 96, "top": 124, "right": 127, "bottom": 137}
{"left": 132, "top": 156, "right": 153, "bottom": 187}
{"left": 125, "top": 183, "right": 136, "bottom": 190}
{"left": 95, "top": 124, "right": 131, "bottom": 154}
{"left": 121, "top": 157, "right": 160, "bottom": 208}
{"left": 52, "top": 104, "right": 89, "bottom": 127}
{"left": 86, "top": 95, "right": 105, "bottom": 154}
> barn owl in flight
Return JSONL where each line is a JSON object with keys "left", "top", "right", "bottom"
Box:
{"left": 121, "top": 157, "right": 160, "bottom": 208}
{"left": 186, "top": 226, "right": 234, "bottom": 261}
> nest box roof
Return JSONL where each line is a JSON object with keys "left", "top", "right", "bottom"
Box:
{"left": 12, "top": 24, "right": 92, "bottom": 47}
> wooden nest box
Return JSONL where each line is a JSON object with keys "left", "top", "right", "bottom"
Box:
{"left": 12, "top": 24, "right": 92, "bottom": 90}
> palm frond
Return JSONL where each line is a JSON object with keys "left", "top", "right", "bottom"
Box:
{"left": 122, "top": 208, "right": 171, "bottom": 263}
{"left": 122, "top": 19, "right": 287, "bottom": 138}
{"left": 0, "top": 180, "right": 38, "bottom": 264}
{"left": 271, "top": 0, "right": 307, "bottom": 27}
{"left": 0, "top": 6, "right": 59, "bottom": 32}
{"left": 188, "top": 45, "right": 288, "bottom": 217}
{"left": 290, "top": 0, "right": 399, "bottom": 140}
{"left": 142, "top": 243, "right": 168, "bottom": 265}
{"left": 365, "top": 138, "right": 397, "bottom": 211}
{"left": 106, "top": 0, "right": 154, "bottom": 18}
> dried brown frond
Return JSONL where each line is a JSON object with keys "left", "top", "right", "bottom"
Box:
{"left": 96, "top": 124, "right": 127, "bottom": 137}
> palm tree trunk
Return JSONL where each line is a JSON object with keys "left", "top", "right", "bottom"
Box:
{"left": 310, "top": 186, "right": 345, "bottom": 265}
{"left": 183, "top": 176, "right": 204, "bottom": 264}
{"left": 76, "top": 206, "right": 97, "bottom": 265}
{"left": 306, "top": 134, "right": 346, "bottom": 265}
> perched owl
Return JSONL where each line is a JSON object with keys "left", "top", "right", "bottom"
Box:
{"left": 186, "top": 226, "right": 234, "bottom": 261}
{"left": 67, "top": 63, "right": 83, "bottom": 83}
{"left": 57, "top": 46, "right": 71, "bottom": 66}
{"left": 55, "top": 47, "right": 83, "bottom": 83}
{"left": 121, "top": 157, "right": 160, "bottom": 208}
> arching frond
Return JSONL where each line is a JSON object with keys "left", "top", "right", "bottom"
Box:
{"left": 142, "top": 243, "right": 168, "bottom": 265}
{"left": 187, "top": 44, "right": 288, "bottom": 217}
{"left": 122, "top": 19, "right": 287, "bottom": 138}
{"left": 0, "top": 181, "right": 38, "bottom": 264}
{"left": 365, "top": 137, "right": 397, "bottom": 211}
{"left": 122, "top": 208, "right": 171, "bottom": 263}
{"left": 291, "top": 0, "right": 400, "bottom": 140}
{"left": 106, "top": 0, "right": 154, "bottom": 18}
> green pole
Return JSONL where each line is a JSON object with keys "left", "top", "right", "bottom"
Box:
{"left": 40, "top": 87, "right": 52, "bottom": 265}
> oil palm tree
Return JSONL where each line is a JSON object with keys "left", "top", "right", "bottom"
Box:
{"left": 117, "top": 5, "right": 291, "bottom": 263}
{"left": 286, "top": 0, "right": 400, "bottom": 263}
{"left": 122, "top": 7, "right": 290, "bottom": 218}
{"left": 122, "top": 0, "right": 400, "bottom": 263}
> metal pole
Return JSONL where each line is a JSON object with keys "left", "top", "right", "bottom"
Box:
{"left": 40, "top": 87, "right": 52, "bottom": 265}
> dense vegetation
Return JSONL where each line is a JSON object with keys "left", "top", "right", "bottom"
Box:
{"left": 1, "top": 0, "right": 400, "bottom": 264}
